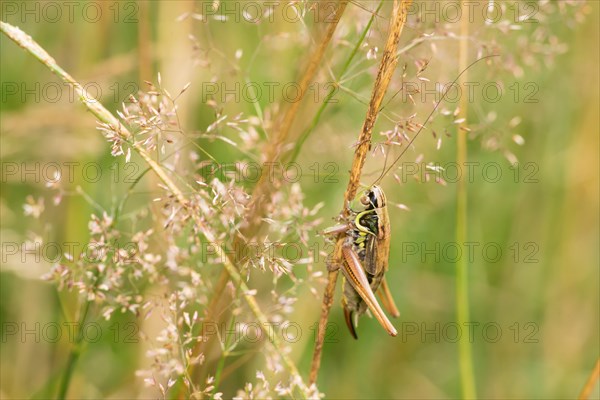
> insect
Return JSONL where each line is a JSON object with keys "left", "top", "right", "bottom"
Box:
{"left": 324, "top": 185, "right": 399, "bottom": 338}
{"left": 324, "top": 56, "right": 496, "bottom": 338}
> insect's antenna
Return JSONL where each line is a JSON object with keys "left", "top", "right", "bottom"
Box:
{"left": 379, "top": 59, "right": 431, "bottom": 115}
{"left": 369, "top": 143, "right": 392, "bottom": 181}
{"left": 348, "top": 0, "right": 386, "bottom": 20}
{"left": 372, "top": 54, "right": 499, "bottom": 186}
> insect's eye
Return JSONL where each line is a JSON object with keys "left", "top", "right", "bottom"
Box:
{"left": 360, "top": 193, "right": 370, "bottom": 206}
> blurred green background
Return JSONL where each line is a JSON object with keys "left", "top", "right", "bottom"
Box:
{"left": 1, "top": 1, "right": 598, "bottom": 399}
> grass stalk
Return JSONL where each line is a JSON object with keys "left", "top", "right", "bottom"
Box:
{"left": 213, "top": 317, "right": 236, "bottom": 394}
{"left": 244, "top": 0, "right": 348, "bottom": 231}
{"left": 56, "top": 301, "right": 91, "bottom": 399}
{"left": 137, "top": 0, "right": 152, "bottom": 83}
{"left": 1, "top": 21, "right": 311, "bottom": 397}
{"left": 578, "top": 358, "right": 600, "bottom": 400}
{"left": 309, "top": 0, "right": 413, "bottom": 385}
{"left": 188, "top": 1, "right": 348, "bottom": 390}
{"left": 456, "top": 3, "right": 477, "bottom": 398}
{"left": 290, "top": 0, "right": 385, "bottom": 163}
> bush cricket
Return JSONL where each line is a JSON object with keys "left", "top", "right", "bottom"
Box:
{"left": 324, "top": 185, "right": 400, "bottom": 338}
{"left": 324, "top": 55, "right": 497, "bottom": 338}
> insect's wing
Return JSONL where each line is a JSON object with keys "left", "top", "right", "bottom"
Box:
{"left": 367, "top": 187, "right": 399, "bottom": 317}
{"left": 375, "top": 198, "right": 391, "bottom": 275}
{"left": 366, "top": 196, "right": 392, "bottom": 289}
{"left": 363, "top": 233, "right": 378, "bottom": 276}
{"left": 341, "top": 245, "right": 397, "bottom": 337}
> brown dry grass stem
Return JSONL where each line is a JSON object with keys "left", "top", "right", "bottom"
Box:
{"left": 190, "top": 0, "right": 348, "bottom": 388}
{"left": 245, "top": 0, "right": 349, "bottom": 231}
{"left": 0, "top": 21, "right": 312, "bottom": 397}
{"left": 578, "top": 358, "right": 600, "bottom": 400}
{"left": 309, "top": 0, "right": 413, "bottom": 385}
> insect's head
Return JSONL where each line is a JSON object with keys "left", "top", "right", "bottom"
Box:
{"left": 360, "top": 185, "right": 386, "bottom": 210}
